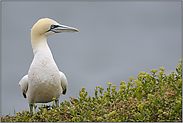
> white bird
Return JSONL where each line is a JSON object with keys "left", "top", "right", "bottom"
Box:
{"left": 19, "top": 18, "right": 78, "bottom": 113}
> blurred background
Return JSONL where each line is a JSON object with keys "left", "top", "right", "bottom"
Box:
{"left": 1, "top": 1, "right": 181, "bottom": 116}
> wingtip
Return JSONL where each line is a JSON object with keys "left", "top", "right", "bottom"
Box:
{"left": 62, "top": 89, "right": 67, "bottom": 95}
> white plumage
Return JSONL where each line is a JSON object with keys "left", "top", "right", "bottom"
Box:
{"left": 19, "top": 18, "right": 78, "bottom": 112}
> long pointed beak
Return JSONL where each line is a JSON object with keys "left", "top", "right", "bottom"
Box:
{"left": 53, "top": 24, "right": 79, "bottom": 33}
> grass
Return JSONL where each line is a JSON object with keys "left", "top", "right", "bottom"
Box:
{"left": 1, "top": 59, "right": 182, "bottom": 122}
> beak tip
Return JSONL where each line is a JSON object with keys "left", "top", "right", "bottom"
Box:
{"left": 74, "top": 28, "right": 79, "bottom": 32}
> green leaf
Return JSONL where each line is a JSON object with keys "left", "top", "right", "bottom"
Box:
{"left": 119, "top": 114, "right": 126, "bottom": 117}
{"left": 169, "top": 96, "right": 176, "bottom": 99}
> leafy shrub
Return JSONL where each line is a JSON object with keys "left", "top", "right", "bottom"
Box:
{"left": 1, "top": 59, "right": 182, "bottom": 122}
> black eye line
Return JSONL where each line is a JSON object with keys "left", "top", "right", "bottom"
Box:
{"left": 51, "top": 25, "right": 60, "bottom": 29}
{"left": 54, "top": 25, "right": 60, "bottom": 28}
{"left": 46, "top": 25, "right": 60, "bottom": 33}
{"left": 51, "top": 30, "right": 58, "bottom": 33}
{"left": 46, "top": 29, "right": 51, "bottom": 33}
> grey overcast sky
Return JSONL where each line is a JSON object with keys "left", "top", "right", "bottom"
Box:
{"left": 1, "top": 1, "right": 181, "bottom": 116}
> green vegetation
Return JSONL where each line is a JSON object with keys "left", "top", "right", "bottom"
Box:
{"left": 1, "top": 59, "right": 182, "bottom": 122}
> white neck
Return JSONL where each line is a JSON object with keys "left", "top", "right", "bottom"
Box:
{"left": 31, "top": 34, "right": 51, "bottom": 55}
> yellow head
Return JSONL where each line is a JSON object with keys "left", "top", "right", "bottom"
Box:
{"left": 31, "top": 18, "right": 78, "bottom": 37}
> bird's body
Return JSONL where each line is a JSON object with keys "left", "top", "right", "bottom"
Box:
{"left": 27, "top": 48, "right": 61, "bottom": 103}
{"left": 19, "top": 18, "right": 78, "bottom": 112}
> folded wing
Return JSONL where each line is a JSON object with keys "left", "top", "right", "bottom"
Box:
{"left": 19, "top": 75, "right": 29, "bottom": 98}
{"left": 59, "top": 71, "right": 68, "bottom": 95}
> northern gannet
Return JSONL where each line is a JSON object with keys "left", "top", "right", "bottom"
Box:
{"left": 19, "top": 18, "right": 78, "bottom": 113}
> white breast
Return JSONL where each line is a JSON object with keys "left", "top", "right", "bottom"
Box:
{"left": 27, "top": 49, "right": 62, "bottom": 103}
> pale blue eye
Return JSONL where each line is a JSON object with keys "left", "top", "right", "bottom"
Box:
{"left": 51, "top": 25, "right": 55, "bottom": 29}
{"left": 50, "top": 25, "right": 59, "bottom": 29}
